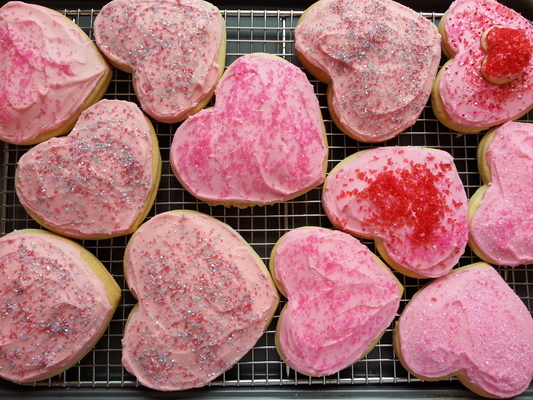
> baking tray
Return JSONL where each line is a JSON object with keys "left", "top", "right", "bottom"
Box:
{"left": 1, "top": 2, "right": 532, "bottom": 399}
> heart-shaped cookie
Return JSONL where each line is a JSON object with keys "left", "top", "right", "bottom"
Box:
{"left": 432, "top": 0, "right": 533, "bottom": 133}
{"left": 16, "top": 99, "right": 161, "bottom": 240}
{"left": 0, "top": 1, "right": 111, "bottom": 145}
{"left": 122, "top": 210, "right": 279, "bottom": 391}
{"left": 94, "top": 0, "right": 226, "bottom": 123}
{"left": 394, "top": 263, "right": 533, "bottom": 398}
{"left": 469, "top": 121, "right": 533, "bottom": 266}
{"left": 170, "top": 53, "right": 328, "bottom": 208}
{"left": 270, "top": 227, "right": 402, "bottom": 377}
{"left": 481, "top": 26, "right": 533, "bottom": 85}
{"left": 294, "top": 0, "right": 441, "bottom": 143}
{"left": 322, "top": 146, "right": 468, "bottom": 278}
{"left": 0, "top": 229, "right": 120, "bottom": 383}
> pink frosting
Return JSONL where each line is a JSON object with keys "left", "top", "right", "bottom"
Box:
{"left": 0, "top": 1, "right": 110, "bottom": 145}
{"left": 170, "top": 54, "right": 327, "bottom": 206}
{"left": 294, "top": 0, "right": 441, "bottom": 143}
{"left": 122, "top": 210, "right": 279, "bottom": 391}
{"left": 272, "top": 227, "right": 402, "bottom": 376}
{"left": 323, "top": 147, "right": 468, "bottom": 278}
{"left": 16, "top": 100, "right": 158, "bottom": 240}
{"left": 0, "top": 230, "right": 115, "bottom": 383}
{"left": 397, "top": 264, "right": 533, "bottom": 399}
{"left": 438, "top": 0, "right": 533, "bottom": 130}
{"left": 94, "top": 0, "right": 224, "bottom": 123}
{"left": 470, "top": 121, "right": 533, "bottom": 266}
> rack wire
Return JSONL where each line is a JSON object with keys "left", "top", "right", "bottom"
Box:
{"left": 0, "top": 8, "right": 532, "bottom": 393}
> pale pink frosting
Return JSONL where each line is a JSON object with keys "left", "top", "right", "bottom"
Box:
{"left": 438, "top": 0, "right": 533, "bottom": 130}
{"left": 122, "top": 210, "right": 279, "bottom": 391}
{"left": 272, "top": 227, "right": 402, "bottom": 376}
{"left": 0, "top": 230, "right": 115, "bottom": 383}
{"left": 470, "top": 121, "right": 533, "bottom": 266}
{"left": 294, "top": 0, "right": 441, "bottom": 143}
{"left": 170, "top": 54, "right": 327, "bottom": 206}
{"left": 16, "top": 100, "right": 158, "bottom": 240}
{"left": 397, "top": 264, "right": 533, "bottom": 399}
{"left": 94, "top": 0, "right": 224, "bottom": 123}
{"left": 0, "top": 1, "right": 110, "bottom": 145}
{"left": 322, "top": 147, "right": 468, "bottom": 278}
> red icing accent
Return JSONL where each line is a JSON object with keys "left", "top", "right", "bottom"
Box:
{"left": 482, "top": 27, "right": 532, "bottom": 81}
{"left": 357, "top": 163, "right": 451, "bottom": 245}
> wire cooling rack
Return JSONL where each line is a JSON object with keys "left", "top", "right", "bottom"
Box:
{"left": 1, "top": 7, "right": 532, "bottom": 395}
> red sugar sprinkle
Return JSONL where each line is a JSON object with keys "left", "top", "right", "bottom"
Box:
{"left": 357, "top": 163, "right": 451, "bottom": 244}
{"left": 482, "top": 26, "right": 532, "bottom": 80}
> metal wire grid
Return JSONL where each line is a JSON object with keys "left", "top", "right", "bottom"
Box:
{"left": 0, "top": 7, "right": 532, "bottom": 392}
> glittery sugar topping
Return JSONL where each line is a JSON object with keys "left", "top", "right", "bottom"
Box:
{"left": 481, "top": 26, "right": 533, "bottom": 84}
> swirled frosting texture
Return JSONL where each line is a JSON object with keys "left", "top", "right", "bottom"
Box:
{"left": 470, "top": 121, "right": 533, "bottom": 266}
{"left": 94, "top": 0, "right": 224, "bottom": 123}
{"left": 294, "top": 0, "right": 440, "bottom": 143}
{"left": 271, "top": 227, "right": 402, "bottom": 376}
{"left": 436, "top": 0, "right": 533, "bottom": 131}
{"left": 122, "top": 210, "right": 279, "bottom": 391}
{"left": 16, "top": 100, "right": 159, "bottom": 240}
{"left": 0, "top": 230, "right": 117, "bottom": 383}
{"left": 323, "top": 147, "right": 468, "bottom": 278}
{"left": 170, "top": 54, "right": 327, "bottom": 207}
{"left": 396, "top": 264, "right": 533, "bottom": 399}
{"left": 0, "top": 1, "right": 110, "bottom": 145}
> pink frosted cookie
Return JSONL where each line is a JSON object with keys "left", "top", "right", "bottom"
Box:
{"left": 322, "top": 147, "right": 468, "bottom": 279}
{"left": 122, "top": 210, "right": 279, "bottom": 391}
{"left": 16, "top": 99, "right": 161, "bottom": 240}
{"left": 170, "top": 53, "right": 328, "bottom": 208}
{"left": 0, "top": 229, "right": 120, "bottom": 383}
{"left": 394, "top": 263, "right": 533, "bottom": 399}
{"left": 0, "top": 1, "right": 111, "bottom": 145}
{"left": 294, "top": 0, "right": 441, "bottom": 143}
{"left": 432, "top": 0, "right": 533, "bottom": 133}
{"left": 469, "top": 121, "right": 533, "bottom": 266}
{"left": 94, "top": 0, "right": 226, "bottom": 123}
{"left": 270, "top": 227, "right": 402, "bottom": 377}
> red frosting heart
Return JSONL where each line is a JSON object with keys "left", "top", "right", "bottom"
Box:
{"left": 481, "top": 26, "right": 533, "bottom": 84}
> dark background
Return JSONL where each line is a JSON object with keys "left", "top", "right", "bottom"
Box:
{"left": 0, "top": 0, "right": 532, "bottom": 19}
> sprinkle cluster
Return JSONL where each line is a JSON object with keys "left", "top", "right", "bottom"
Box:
{"left": 122, "top": 212, "right": 278, "bottom": 391}
{"left": 94, "top": 0, "right": 224, "bottom": 122}
{"left": 0, "top": 232, "right": 111, "bottom": 382}
{"left": 16, "top": 100, "right": 155, "bottom": 239}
